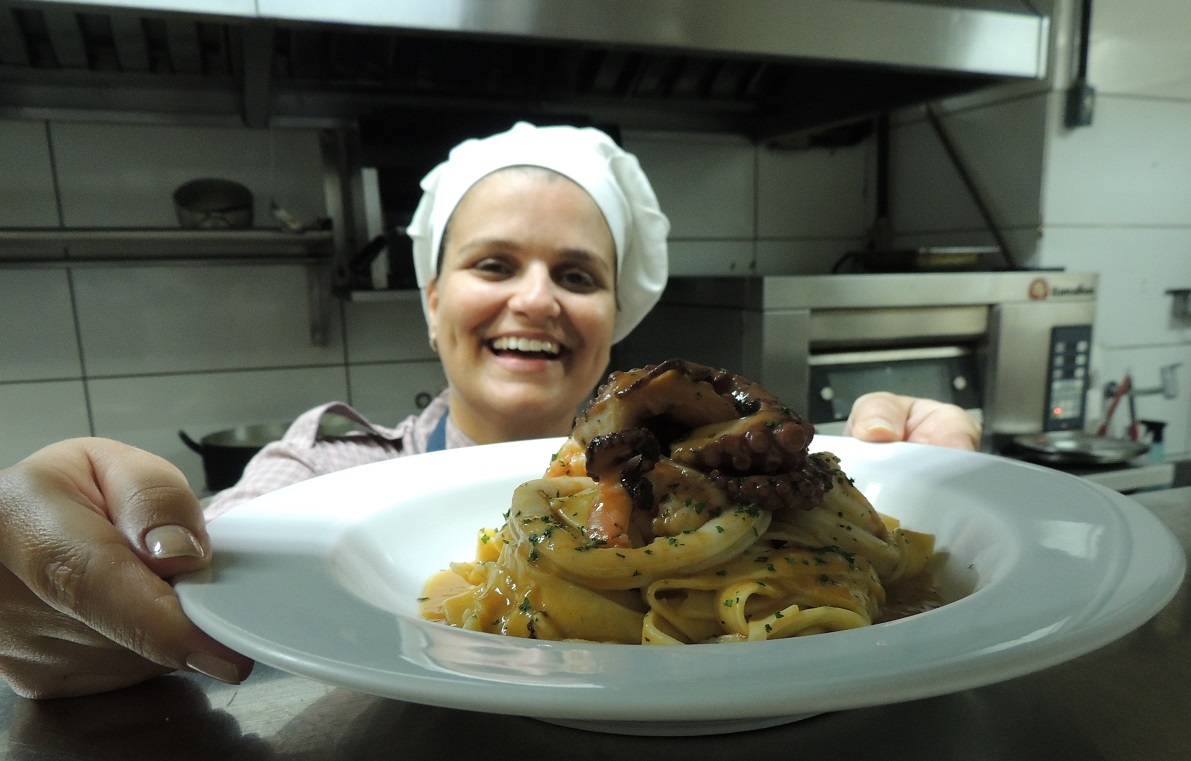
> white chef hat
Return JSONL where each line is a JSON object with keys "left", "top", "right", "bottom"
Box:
{"left": 407, "top": 121, "right": 670, "bottom": 344}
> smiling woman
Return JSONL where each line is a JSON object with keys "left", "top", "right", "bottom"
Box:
{"left": 424, "top": 166, "right": 620, "bottom": 444}
{"left": 0, "top": 122, "right": 985, "bottom": 703}
{"left": 200, "top": 122, "right": 671, "bottom": 518}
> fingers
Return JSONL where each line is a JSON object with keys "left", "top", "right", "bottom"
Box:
{"left": 82, "top": 438, "right": 212, "bottom": 576}
{"left": 845, "top": 392, "right": 981, "bottom": 451}
{"left": 0, "top": 438, "right": 253, "bottom": 697}
{"left": 844, "top": 392, "right": 911, "bottom": 443}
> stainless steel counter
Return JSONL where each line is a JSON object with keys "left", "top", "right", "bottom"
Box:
{"left": 4, "top": 488, "right": 1190, "bottom": 760}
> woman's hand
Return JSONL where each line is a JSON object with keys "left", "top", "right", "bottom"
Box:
{"left": 0, "top": 438, "right": 253, "bottom": 698}
{"left": 844, "top": 392, "right": 981, "bottom": 451}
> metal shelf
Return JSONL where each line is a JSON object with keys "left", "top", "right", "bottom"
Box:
{"left": 338, "top": 288, "right": 420, "bottom": 303}
{"left": 0, "top": 227, "right": 335, "bottom": 259}
{"left": 0, "top": 227, "right": 338, "bottom": 347}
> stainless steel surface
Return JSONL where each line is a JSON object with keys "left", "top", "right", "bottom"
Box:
{"left": 4, "top": 487, "right": 1189, "bottom": 759}
{"left": 0, "top": 228, "right": 332, "bottom": 251}
{"left": 807, "top": 345, "right": 974, "bottom": 366}
{"left": 808, "top": 305, "right": 988, "bottom": 347}
{"left": 654, "top": 271, "right": 1099, "bottom": 311}
{"left": 3, "top": 1, "right": 1051, "bottom": 136}
{"left": 1079, "top": 462, "right": 1175, "bottom": 493}
{"left": 262, "top": 0, "right": 1049, "bottom": 77}
{"left": 984, "top": 298, "right": 1096, "bottom": 435}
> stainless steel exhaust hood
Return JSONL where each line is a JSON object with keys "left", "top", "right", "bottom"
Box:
{"left": 1, "top": 0, "right": 1051, "bottom": 139}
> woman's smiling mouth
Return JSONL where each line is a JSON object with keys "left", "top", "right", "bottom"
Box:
{"left": 488, "top": 336, "right": 563, "bottom": 359}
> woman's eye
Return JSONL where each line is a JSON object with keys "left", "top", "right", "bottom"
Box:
{"left": 557, "top": 268, "right": 600, "bottom": 292}
{"left": 472, "top": 257, "right": 513, "bottom": 277}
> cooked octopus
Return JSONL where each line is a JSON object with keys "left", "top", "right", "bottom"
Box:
{"left": 559, "top": 359, "right": 831, "bottom": 547}
{"left": 574, "top": 359, "right": 815, "bottom": 475}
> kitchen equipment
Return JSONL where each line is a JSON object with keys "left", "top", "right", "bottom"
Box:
{"left": 1141, "top": 420, "right": 1168, "bottom": 463}
{"left": 838, "top": 246, "right": 1001, "bottom": 274}
{"left": 616, "top": 271, "right": 1099, "bottom": 442}
{"left": 181, "top": 416, "right": 358, "bottom": 492}
{"left": 1010, "top": 431, "right": 1148, "bottom": 467}
{"left": 173, "top": 179, "right": 254, "bottom": 229}
{"left": 180, "top": 424, "right": 289, "bottom": 492}
{"left": 1097, "top": 373, "right": 1133, "bottom": 437}
{"left": 0, "top": 2, "right": 1051, "bottom": 133}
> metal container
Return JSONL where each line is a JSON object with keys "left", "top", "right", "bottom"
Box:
{"left": 180, "top": 424, "right": 287, "bottom": 492}
{"left": 173, "top": 178, "right": 254, "bottom": 229}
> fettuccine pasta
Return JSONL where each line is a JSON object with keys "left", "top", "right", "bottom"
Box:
{"left": 421, "top": 359, "right": 940, "bottom": 644}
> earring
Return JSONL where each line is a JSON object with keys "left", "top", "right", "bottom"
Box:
{"left": 429, "top": 334, "right": 438, "bottom": 353}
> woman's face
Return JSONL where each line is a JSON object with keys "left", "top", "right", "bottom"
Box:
{"left": 426, "top": 168, "right": 618, "bottom": 443}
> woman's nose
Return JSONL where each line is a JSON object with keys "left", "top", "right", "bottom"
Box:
{"left": 508, "top": 265, "right": 561, "bottom": 319}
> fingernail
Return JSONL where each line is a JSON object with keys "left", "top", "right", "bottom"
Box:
{"left": 186, "top": 652, "right": 243, "bottom": 685}
{"left": 146, "top": 525, "right": 205, "bottom": 559}
{"left": 862, "top": 418, "right": 898, "bottom": 438}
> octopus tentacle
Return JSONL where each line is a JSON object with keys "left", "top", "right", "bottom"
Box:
{"left": 584, "top": 429, "right": 660, "bottom": 548}
{"left": 709, "top": 451, "right": 837, "bottom": 512}
{"left": 561, "top": 358, "right": 832, "bottom": 547}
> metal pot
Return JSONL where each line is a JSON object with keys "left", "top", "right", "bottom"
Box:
{"left": 180, "top": 423, "right": 289, "bottom": 493}
{"left": 180, "top": 415, "right": 360, "bottom": 492}
{"left": 173, "top": 178, "right": 254, "bottom": 229}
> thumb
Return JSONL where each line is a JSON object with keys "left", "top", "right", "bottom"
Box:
{"left": 85, "top": 439, "right": 213, "bottom": 578}
{"left": 843, "top": 392, "right": 911, "bottom": 443}
{"left": 2, "top": 438, "right": 253, "bottom": 684}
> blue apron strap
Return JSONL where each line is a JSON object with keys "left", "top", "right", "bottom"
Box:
{"left": 426, "top": 410, "right": 449, "bottom": 453}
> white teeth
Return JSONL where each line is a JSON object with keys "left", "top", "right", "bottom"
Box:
{"left": 491, "top": 336, "right": 561, "bottom": 355}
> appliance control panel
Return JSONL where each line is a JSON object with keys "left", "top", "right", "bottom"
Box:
{"left": 1044, "top": 325, "right": 1092, "bottom": 431}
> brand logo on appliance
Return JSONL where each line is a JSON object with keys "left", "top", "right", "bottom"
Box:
{"left": 1028, "top": 278, "right": 1049, "bottom": 300}
{"left": 1028, "top": 278, "right": 1095, "bottom": 300}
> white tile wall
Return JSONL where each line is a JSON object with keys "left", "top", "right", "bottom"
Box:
{"left": 89, "top": 366, "right": 351, "bottom": 490}
{"left": 757, "top": 139, "right": 871, "bottom": 240}
{"left": 1042, "top": 93, "right": 1191, "bottom": 228}
{"left": 666, "top": 240, "right": 754, "bottom": 277}
{"left": 343, "top": 296, "right": 437, "bottom": 363}
{"left": 1087, "top": 0, "right": 1191, "bottom": 101}
{"left": 0, "top": 269, "right": 81, "bottom": 381}
{"left": 0, "top": 120, "right": 58, "bottom": 227}
{"left": 624, "top": 131, "right": 755, "bottom": 240}
{"left": 71, "top": 265, "right": 344, "bottom": 375}
{"left": 0, "top": 381, "right": 90, "bottom": 466}
{"left": 347, "top": 360, "right": 448, "bottom": 426}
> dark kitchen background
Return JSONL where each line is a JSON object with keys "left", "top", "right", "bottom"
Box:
{"left": 0, "top": 0, "right": 1187, "bottom": 492}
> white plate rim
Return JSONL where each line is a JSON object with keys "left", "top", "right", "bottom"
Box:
{"left": 176, "top": 436, "right": 1186, "bottom": 732}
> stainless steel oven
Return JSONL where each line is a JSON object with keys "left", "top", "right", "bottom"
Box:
{"left": 616, "top": 271, "right": 1099, "bottom": 441}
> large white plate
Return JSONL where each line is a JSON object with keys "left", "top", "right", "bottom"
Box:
{"left": 176, "top": 436, "right": 1185, "bottom": 736}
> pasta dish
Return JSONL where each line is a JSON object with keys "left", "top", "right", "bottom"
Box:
{"left": 421, "top": 359, "right": 939, "bottom": 644}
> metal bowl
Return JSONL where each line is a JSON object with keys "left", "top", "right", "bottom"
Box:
{"left": 173, "top": 178, "right": 254, "bottom": 229}
{"left": 1011, "top": 431, "right": 1149, "bottom": 466}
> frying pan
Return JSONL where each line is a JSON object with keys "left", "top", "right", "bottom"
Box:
{"left": 1011, "top": 431, "right": 1148, "bottom": 467}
